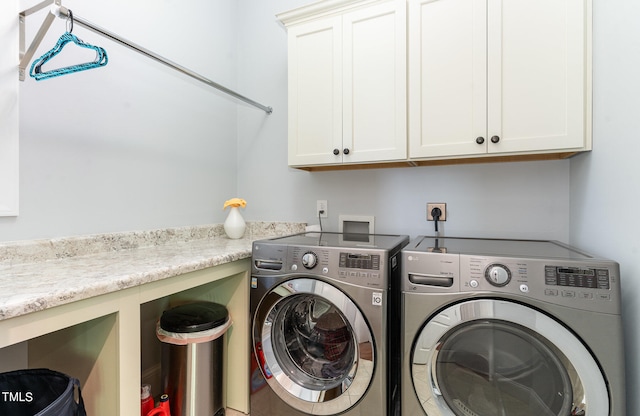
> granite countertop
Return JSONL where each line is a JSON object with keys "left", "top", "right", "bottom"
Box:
{"left": 0, "top": 222, "right": 305, "bottom": 321}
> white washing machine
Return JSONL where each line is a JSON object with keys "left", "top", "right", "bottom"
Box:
{"left": 251, "top": 232, "right": 408, "bottom": 416}
{"left": 401, "top": 236, "right": 625, "bottom": 416}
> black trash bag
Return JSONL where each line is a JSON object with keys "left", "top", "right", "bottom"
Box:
{"left": 0, "top": 368, "right": 87, "bottom": 416}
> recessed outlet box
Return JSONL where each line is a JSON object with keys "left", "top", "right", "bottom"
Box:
{"left": 339, "top": 215, "right": 375, "bottom": 234}
{"left": 427, "top": 203, "right": 447, "bottom": 221}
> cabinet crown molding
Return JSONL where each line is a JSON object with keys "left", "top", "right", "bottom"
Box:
{"left": 277, "top": 0, "right": 391, "bottom": 27}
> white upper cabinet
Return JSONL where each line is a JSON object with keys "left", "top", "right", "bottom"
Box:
{"left": 408, "top": 0, "right": 592, "bottom": 160}
{"left": 280, "top": 0, "right": 407, "bottom": 168}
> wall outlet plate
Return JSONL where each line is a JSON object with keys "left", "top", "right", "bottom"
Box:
{"left": 427, "top": 203, "right": 447, "bottom": 221}
{"left": 317, "top": 200, "right": 328, "bottom": 218}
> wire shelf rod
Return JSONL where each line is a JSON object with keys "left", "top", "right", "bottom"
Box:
{"left": 18, "top": 2, "right": 273, "bottom": 114}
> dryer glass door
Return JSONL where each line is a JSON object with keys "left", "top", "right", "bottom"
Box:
{"left": 411, "top": 299, "right": 609, "bottom": 416}
{"left": 436, "top": 320, "right": 572, "bottom": 415}
{"left": 254, "top": 278, "right": 375, "bottom": 415}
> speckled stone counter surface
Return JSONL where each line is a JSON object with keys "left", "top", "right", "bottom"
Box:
{"left": 0, "top": 222, "right": 305, "bottom": 321}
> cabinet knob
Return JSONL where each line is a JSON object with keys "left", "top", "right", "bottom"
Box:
{"left": 343, "top": 148, "right": 350, "bottom": 155}
{"left": 476, "top": 137, "right": 485, "bottom": 144}
{"left": 333, "top": 148, "right": 340, "bottom": 155}
{"left": 491, "top": 135, "right": 500, "bottom": 143}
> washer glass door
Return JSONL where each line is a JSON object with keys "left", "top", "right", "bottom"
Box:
{"left": 411, "top": 299, "right": 609, "bottom": 416}
{"left": 254, "top": 278, "right": 375, "bottom": 415}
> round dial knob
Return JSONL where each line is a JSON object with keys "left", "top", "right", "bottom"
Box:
{"left": 301, "top": 252, "right": 318, "bottom": 269}
{"left": 485, "top": 264, "right": 511, "bottom": 286}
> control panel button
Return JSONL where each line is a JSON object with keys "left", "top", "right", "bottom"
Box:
{"left": 519, "top": 284, "right": 529, "bottom": 293}
{"left": 291, "top": 264, "right": 298, "bottom": 271}
{"left": 301, "top": 252, "right": 318, "bottom": 269}
{"left": 485, "top": 264, "right": 511, "bottom": 286}
{"left": 469, "top": 280, "right": 479, "bottom": 288}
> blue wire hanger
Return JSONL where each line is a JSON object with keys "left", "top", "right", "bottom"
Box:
{"left": 29, "top": 10, "right": 108, "bottom": 81}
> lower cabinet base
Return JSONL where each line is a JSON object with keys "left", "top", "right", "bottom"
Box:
{"left": 0, "top": 259, "right": 251, "bottom": 416}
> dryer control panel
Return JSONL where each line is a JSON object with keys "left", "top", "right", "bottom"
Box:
{"left": 544, "top": 266, "right": 610, "bottom": 289}
{"left": 461, "top": 256, "right": 620, "bottom": 315}
{"left": 401, "top": 236, "right": 621, "bottom": 315}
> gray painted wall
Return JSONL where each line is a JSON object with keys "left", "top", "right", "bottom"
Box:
{"left": 1, "top": 0, "right": 241, "bottom": 241}
{"left": 570, "top": 0, "right": 640, "bottom": 413}
{"left": 3, "top": 0, "right": 571, "bottom": 243}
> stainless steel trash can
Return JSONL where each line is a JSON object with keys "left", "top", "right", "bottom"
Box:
{"left": 157, "top": 301, "right": 231, "bottom": 416}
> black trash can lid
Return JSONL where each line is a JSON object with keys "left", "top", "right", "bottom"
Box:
{"left": 160, "top": 301, "right": 229, "bottom": 333}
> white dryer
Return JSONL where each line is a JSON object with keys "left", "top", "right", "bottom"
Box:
{"left": 401, "top": 236, "right": 625, "bottom": 416}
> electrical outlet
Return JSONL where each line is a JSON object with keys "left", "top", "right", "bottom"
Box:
{"left": 317, "top": 200, "right": 328, "bottom": 218}
{"left": 427, "top": 203, "right": 447, "bottom": 221}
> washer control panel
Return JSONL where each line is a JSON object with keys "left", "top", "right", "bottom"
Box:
{"left": 339, "top": 252, "right": 381, "bottom": 270}
{"left": 253, "top": 243, "right": 388, "bottom": 288}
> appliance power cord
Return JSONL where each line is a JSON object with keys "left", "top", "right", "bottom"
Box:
{"left": 431, "top": 207, "right": 442, "bottom": 237}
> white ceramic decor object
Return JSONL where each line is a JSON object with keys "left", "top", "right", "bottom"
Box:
{"left": 224, "top": 207, "right": 246, "bottom": 239}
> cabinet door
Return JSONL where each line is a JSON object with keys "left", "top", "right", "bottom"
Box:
{"left": 408, "top": 0, "right": 487, "bottom": 158}
{"left": 487, "top": 0, "right": 589, "bottom": 153}
{"left": 343, "top": 0, "right": 407, "bottom": 163}
{"left": 287, "top": 17, "right": 343, "bottom": 166}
